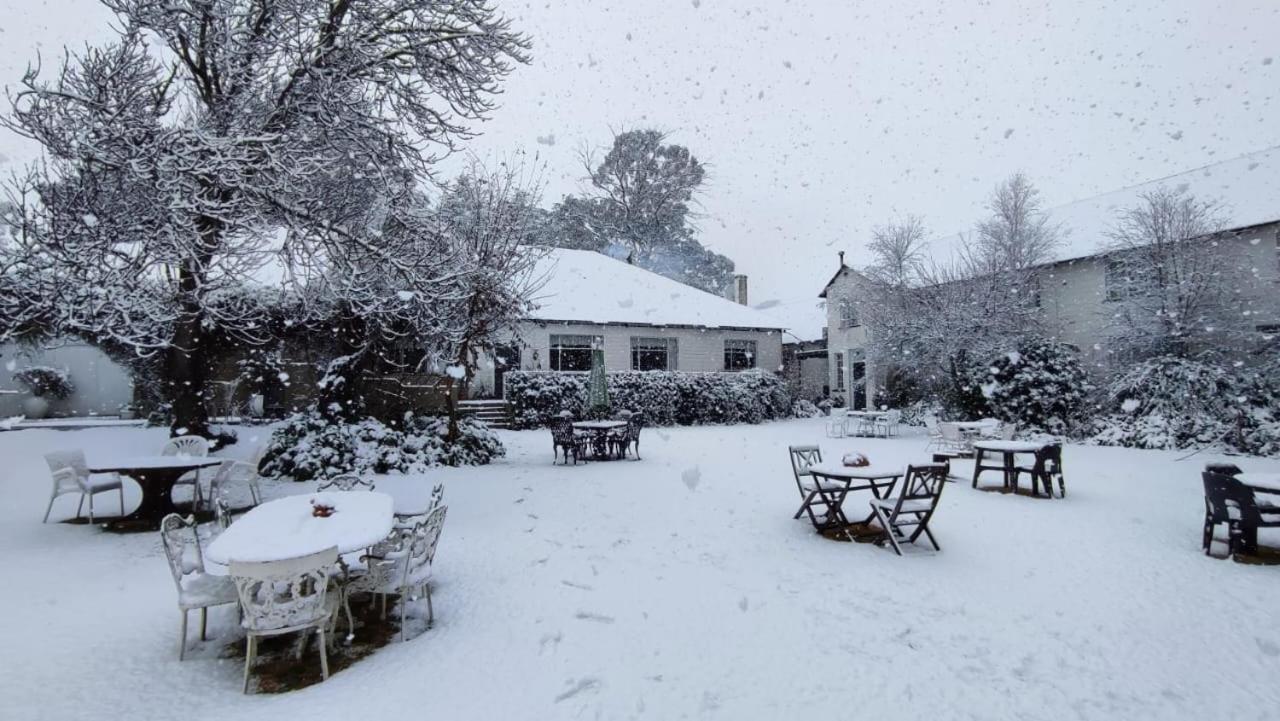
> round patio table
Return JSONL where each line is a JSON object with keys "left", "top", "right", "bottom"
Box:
{"left": 971, "top": 440, "right": 1048, "bottom": 495}
{"left": 89, "top": 456, "right": 224, "bottom": 530}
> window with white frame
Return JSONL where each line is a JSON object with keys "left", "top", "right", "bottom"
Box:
{"left": 549, "top": 334, "right": 600, "bottom": 371}
{"left": 724, "top": 339, "right": 757, "bottom": 371}
{"left": 630, "top": 337, "right": 677, "bottom": 371}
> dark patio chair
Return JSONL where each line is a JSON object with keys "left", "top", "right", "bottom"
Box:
{"left": 615, "top": 414, "right": 645, "bottom": 459}
{"left": 869, "top": 463, "right": 948, "bottom": 555}
{"left": 1202, "top": 471, "right": 1280, "bottom": 556}
{"left": 788, "top": 445, "right": 844, "bottom": 530}
{"left": 551, "top": 418, "right": 588, "bottom": 465}
{"left": 1013, "top": 443, "right": 1065, "bottom": 498}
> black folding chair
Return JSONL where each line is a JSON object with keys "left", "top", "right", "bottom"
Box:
{"left": 1013, "top": 443, "right": 1065, "bottom": 498}
{"left": 869, "top": 463, "right": 948, "bottom": 555}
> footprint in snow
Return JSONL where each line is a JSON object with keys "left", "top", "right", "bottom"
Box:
{"left": 554, "top": 677, "right": 602, "bottom": 703}
{"left": 561, "top": 580, "right": 594, "bottom": 591}
{"left": 738, "top": 596, "right": 749, "bottom": 612}
{"left": 538, "top": 631, "right": 563, "bottom": 655}
{"left": 1258, "top": 638, "right": 1280, "bottom": 657}
{"left": 575, "top": 611, "right": 615, "bottom": 624}
{"left": 682, "top": 467, "right": 701, "bottom": 491}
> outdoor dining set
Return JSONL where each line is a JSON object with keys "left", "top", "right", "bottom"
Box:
{"left": 790, "top": 416, "right": 1070, "bottom": 553}
{"left": 42, "top": 436, "right": 448, "bottom": 693}
{"left": 551, "top": 410, "right": 645, "bottom": 464}
{"left": 826, "top": 408, "right": 903, "bottom": 438}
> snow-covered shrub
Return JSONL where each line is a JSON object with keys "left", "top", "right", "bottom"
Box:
{"left": 1088, "top": 354, "right": 1280, "bottom": 455}
{"left": 262, "top": 410, "right": 505, "bottom": 481}
{"left": 817, "top": 398, "right": 834, "bottom": 415}
{"left": 12, "top": 366, "right": 74, "bottom": 399}
{"left": 982, "top": 337, "right": 1091, "bottom": 434}
{"left": 792, "top": 399, "right": 823, "bottom": 418}
{"left": 505, "top": 370, "right": 792, "bottom": 428}
{"left": 899, "top": 399, "right": 943, "bottom": 427}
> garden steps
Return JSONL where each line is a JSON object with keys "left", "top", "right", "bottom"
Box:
{"left": 459, "top": 399, "right": 512, "bottom": 429}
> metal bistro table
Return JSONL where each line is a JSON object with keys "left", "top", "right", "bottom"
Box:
{"left": 843, "top": 411, "right": 887, "bottom": 437}
{"left": 89, "top": 455, "right": 224, "bottom": 530}
{"left": 572, "top": 420, "right": 629, "bottom": 459}
{"left": 805, "top": 462, "right": 903, "bottom": 532}
{"left": 971, "top": 440, "right": 1048, "bottom": 495}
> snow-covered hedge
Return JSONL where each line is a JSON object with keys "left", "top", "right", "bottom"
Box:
{"left": 1089, "top": 355, "right": 1280, "bottom": 456}
{"left": 262, "top": 410, "right": 505, "bottom": 481}
{"left": 791, "top": 399, "right": 823, "bottom": 418}
{"left": 982, "top": 337, "right": 1091, "bottom": 434}
{"left": 505, "top": 370, "right": 792, "bottom": 428}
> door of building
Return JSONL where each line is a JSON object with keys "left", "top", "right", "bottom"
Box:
{"left": 493, "top": 344, "right": 520, "bottom": 398}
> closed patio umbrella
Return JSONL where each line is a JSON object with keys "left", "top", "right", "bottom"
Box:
{"left": 586, "top": 348, "right": 611, "bottom": 418}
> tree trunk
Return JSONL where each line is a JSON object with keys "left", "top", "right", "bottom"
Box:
{"left": 167, "top": 259, "right": 210, "bottom": 437}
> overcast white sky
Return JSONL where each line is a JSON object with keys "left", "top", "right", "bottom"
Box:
{"left": 2, "top": 0, "right": 1278, "bottom": 338}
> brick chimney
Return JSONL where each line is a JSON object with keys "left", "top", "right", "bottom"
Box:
{"left": 734, "top": 274, "right": 748, "bottom": 305}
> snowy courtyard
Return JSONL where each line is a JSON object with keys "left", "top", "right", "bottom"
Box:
{"left": 3, "top": 418, "right": 1278, "bottom": 720}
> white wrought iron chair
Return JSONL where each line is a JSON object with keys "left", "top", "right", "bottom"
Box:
{"left": 998, "top": 422, "right": 1018, "bottom": 440}
{"left": 42, "top": 449, "right": 124, "bottom": 523}
{"left": 161, "top": 435, "right": 211, "bottom": 510}
{"left": 160, "top": 513, "right": 239, "bottom": 660}
{"left": 230, "top": 546, "right": 340, "bottom": 693}
{"left": 394, "top": 483, "right": 444, "bottom": 529}
{"left": 316, "top": 474, "right": 375, "bottom": 492}
{"left": 347, "top": 506, "right": 448, "bottom": 641}
{"left": 938, "top": 423, "right": 970, "bottom": 453}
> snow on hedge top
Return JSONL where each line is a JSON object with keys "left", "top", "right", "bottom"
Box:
{"left": 931, "top": 146, "right": 1280, "bottom": 265}
{"left": 527, "top": 248, "right": 785, "bottom": 330}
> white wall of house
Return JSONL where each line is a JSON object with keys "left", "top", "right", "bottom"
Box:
{"left": 823, "top": 267, "right": 878, "bottom": 409}
{"left": 470, "top": 320, "right": 785, "bottom": 398}
{"left": 0, "top": 342, "right": 133, "bottom": 417}
{"left": 821, "top": 223, "right": 1280, "bottom": 400}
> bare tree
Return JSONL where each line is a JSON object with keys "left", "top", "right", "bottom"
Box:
{"left": 432, "top": 158, "right": 548, "bottom": 438}
{"left": 974, "top": 172, "right": 1060, "bottom": 274}
{"left": 1, "top": 1, "right": 529, "bottom": 436}
{"left": 1104, "top": 186, "right": 1237, "bottom": 358}
{"left": 865, "top": 215, "right": 927, "bottom": 287}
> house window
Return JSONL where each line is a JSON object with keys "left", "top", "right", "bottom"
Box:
{"left": 724, "top": 339, "right": 757, "bottom": 371}
{"left": 839, "top": 298, "right": 859, "bottom": 328}
{"left": 834, "top": 352, "right": 845, "bottom": 390}
{"left": 630, "top": 337, "right": 677, "bottom": 371}
{"left": 1105, "top": 255, "right": 1155, "bottom": 301}
{"left": 549, "top": 334, "right": 600, "bottom": 371}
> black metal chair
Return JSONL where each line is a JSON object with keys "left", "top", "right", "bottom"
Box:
{"left": 1013, "top": 443, "right": 1065, "bottom": 498}
{"left": 551, "top": 419, "right": 588, "bottom": 465}
{"left": 616, "top": 414, "right": 644, "bottom": 459}
{"left": 1202, "top": 471, "right": 1280, "bottom": 556}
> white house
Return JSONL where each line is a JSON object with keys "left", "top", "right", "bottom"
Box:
{"left": 471, "top": 248, "right": 787, "bottom": 398}
{"left": 822, "top": 147, "right": 1280, "bottom": 409}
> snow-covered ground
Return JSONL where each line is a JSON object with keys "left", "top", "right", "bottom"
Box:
{"left": 1, "top": 419, "right": 1278, "bottom": 720}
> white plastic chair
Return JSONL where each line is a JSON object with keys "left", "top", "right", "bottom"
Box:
{"left": 825, "top": 415, "right": 848, "bottom": 438}
{"left": 938, "top": 423, "right": 970, "bottom": 453}
{"left": 876, "top": 410, "right": 902, "bottom": 437}
{"left": 924, "top": 418, "right": 943, "bottom": 450}
{"left": 208, "top": 458, "right": 262, "bottom": 509}
{"left": 230, "top": 546, "right": 340, "bottom": 693}
{"left": 42, "top": 450, "right": 124, "bottom": 523}
{"left": 162, "top": 435, "right": 210, "bottom": 509}
{"left": 160, "top": 513, "right": 239, "bottom": 660}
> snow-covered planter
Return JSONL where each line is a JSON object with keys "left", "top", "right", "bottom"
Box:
{"left": 262, "top": 410, "right": 505, "bottom": 481}
{"left": 505, "top": 370, "right": 792, "bottom": 428}
{"left": 981, "top": 337, "right": 1091, "bottom": 434}
{"left": 13, "top": 366, "right": 74, "bottom": 399}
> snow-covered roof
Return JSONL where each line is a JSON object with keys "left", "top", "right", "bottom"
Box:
{"left": 526, "top": 248, "right": 785, "bottom": 330}
{"left": 930, "top": 146, "right": 1280, "bottom": 265}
